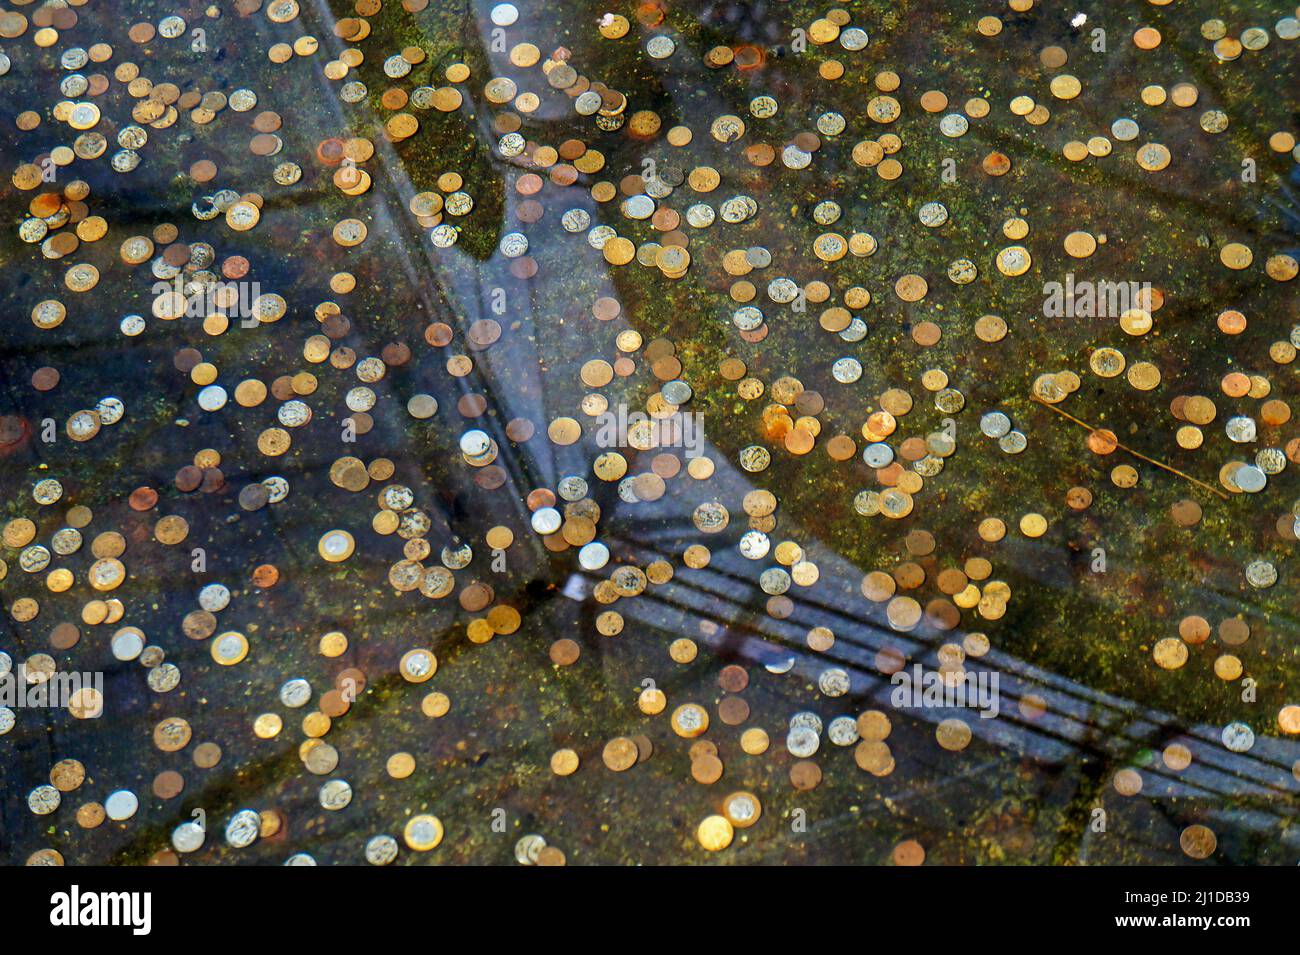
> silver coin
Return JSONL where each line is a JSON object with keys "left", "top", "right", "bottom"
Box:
{"left": 431, "top": 224, "right": 460, "bottom": 247}
{"left": 147, "top": 663, "right": 180, "bottom": 693}
{"left": 854, "top": 490, "right": 881, "bottom": 516}
{"left": 739, "top": 445, "right": 771, "bottom": 472}
{"left": 1256, "top": 448, "right": 1286, "bottom": 474}
{"left": 105, "top": 789, "right": 139, "bottom": 820}
{"left": 739, "top": 530, "right": 770, "bottom": 560}
{"left": 818, "top": 668, "right": 850, "bottom": 697}
{"left": 816, "top": 111, "right": 846, "bottom": 136}
{"left": 786, "top": 726, "right": 821, "bottom": 758}
{"left": 1221, "top": 721, "right": 1255, "bottom": 752}
{"left": 832, "top": 357, "right": 862, "bottom": 383}
{"left": 1241, "top": 27, "right": 1269, "bottom": 50}
{"left": 920, "top": 200, "right": 951, "bottom": 226}
{"left": 828, "top": 715, "right": 860, "bottom": 746}
{"left": 498, "top": 232, "right": 528, "bottom": 257}
{"left": 781, "top": 145, "right": 812, "bottom": 169}
{"left": 1111, "top": 118, "right": 1140, "bottom": 141}
{"left": 790, "top": 711, "right": 822, "bottom": 734}
{"left": 578, "top": 541, "right": 609, "bottom": 571}
{"left": 557, "top": 476, "right": 589, "bottom": 501}
{"left": 561, "top": 208, "right": 591, "bottom": 232}
{"left": 840, "top": 27, "right": 869, "bottom": 50}
{"left": 914, "top": 454, "right": 945, "bottom": 477}
{"left": 497, "top": 131, "right": 525, "bottom": 156}
{"left": 531, "top": 507, "right": 561, "bottom": 535}
{"left": 111, "top": 627, "right": 145, "bottom": 661}
{"left": 840, "top": 317, "right": 868, "bottom": 342}
{"left": 365, "top": 834, "right": 399, "bottom": 865}
{"left": 685, "top": 203, "right": 715, "bottom": 227}
{"left": 999, "top": 431, "right": 1028, "bottom": 454}
{"left": 29, "top": 785, "right": 61, "bottom": 815}
{"left": 51, "top": 528, "right": 81, "bottom": 555}
{"left": 767, "top": 277, "right": 800, "bottom": 303}
{"left": 61, "top": 74, "right": 89, "bottom": 97}
{"left": 319, "top": 779, "right": 353, "bottom": 810}
{"left": 662, "top": 380, "right": 692, "bottom": 404}
{"left": 229, "top": 89, "right": 258, "bottom": 111}
{"left": 935, "top": 389, "right": 966, "bottom": 414}
{"left": 158, "top": 15, "right": 187, "bottom": 38}
{"left": 622, "top": 194, "right": 655, "bottom": 220}
{"left": 939, "top": 113, "right": 968, "bottom": 137}
{"left": 1225, "top": 416, "right": 1257, "bottom": 443}
{"left": 199, "top": 582, "right": 230, "bottom": 612}
{"left": 515, "top": 834, "right": 546, "bottom": 865}
{"left": 383, "top": 54, "right": 412, "bottom": 78}
{"left": 1245, "top": 559, "right": 1277, "bottom": 588}
{"left": 759, "top": 567, "right": 791, "bottom": 595}
{"left": 280, "top": 678, "right": 313, "bottom": 708}
{"left": 172, "top": 821, "right": 206, "bottom": 853}
{"left": 586, "top": 224, "right": 616, "bottom": 249}
{"left": 1234, "top": 464, "right": 1266, "bottom": 492}
{"left": 863, "top": 443, "right": 894, "bottom": 468}
{"left": 646, "top": 35, "right": 676, "bottom": 59}
{"left": 813, "top": 200, "right": 841, "bottom": 225}
{"left": 226, "top": 810, "right": 262, "bottom": 848}
{"left": 642, "top": 175, "right": 672, "bottom": 199}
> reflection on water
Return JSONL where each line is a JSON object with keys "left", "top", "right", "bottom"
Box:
{"left": 0, "top": 0, "right": 1299, "bottom": 865}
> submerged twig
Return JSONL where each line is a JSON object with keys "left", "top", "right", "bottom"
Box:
{"left": 1031, "top": 396, "right": 1230, "bottom": 500}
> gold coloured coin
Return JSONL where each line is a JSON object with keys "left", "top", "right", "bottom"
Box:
{"left": 551, "top": 749, "right": 579, "bottom": 775}
{"left": 602, "top": 736, "right": 638, "bottom": 771}
{"left": 696, "top": 815, "right": 734, "bottom": 851}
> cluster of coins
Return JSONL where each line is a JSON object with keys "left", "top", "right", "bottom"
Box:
{"left": 4, "top": 0, "right": 1300, "bottom": 870}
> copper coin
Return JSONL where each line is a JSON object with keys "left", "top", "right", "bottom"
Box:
{"left": 718, "top": 696, "right": 750, "bottom": 725}
{"left": 152, "top": 770, "right": 185, "bottom": 799}
{"left": 718, "top": 664, "right": 749, "bottom": 692}
{"left": 128, "top": 487, "right": 158, "bottom": 511}
{"left": 790, "top": 760, "right": 822, "bottom": 790}
{"left": 459, "top": 581, "right": 494, "bottom": 612}
{"left": 49, "top": 622, "right": 80, "bottom": 650}
{"left": 892, "top": 839, "right": 926, "bottom": 865}
{"left": 691, "top": 754, "right": 724, "bottom": 784}
{"left": 32, "top": 367, "right": 59, "bottom": 391}
{"left": 320, "top": 689, "right": 350, "bottom": 717}
{"left": 193, "top": 742, "right": 222, "bottom": 768}
{"left": 602, "top": 737, "right": 638, "bottom": 771}
{"left": 550, "top": 638, "right": 580, "bottom": 665}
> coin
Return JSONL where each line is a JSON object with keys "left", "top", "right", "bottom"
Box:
{"left": 696, "top": 815, "right": 734, "bottom": 851}
{"left": 1179, "top": 824, "right": 1216, "bottom": 859}
{"left": 403, "top": 815, "right": 444, "bottom": 851}
{"left": 602, "top": 737, "right": 638, "bottom": 771}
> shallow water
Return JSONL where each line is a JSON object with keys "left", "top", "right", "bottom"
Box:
{"left": 1, "top": 0, "right": 1298, "bottom": 865}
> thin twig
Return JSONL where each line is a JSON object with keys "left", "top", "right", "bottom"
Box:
{"left": 1031, "top": 395, "right": 1230, "bottom": 500}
